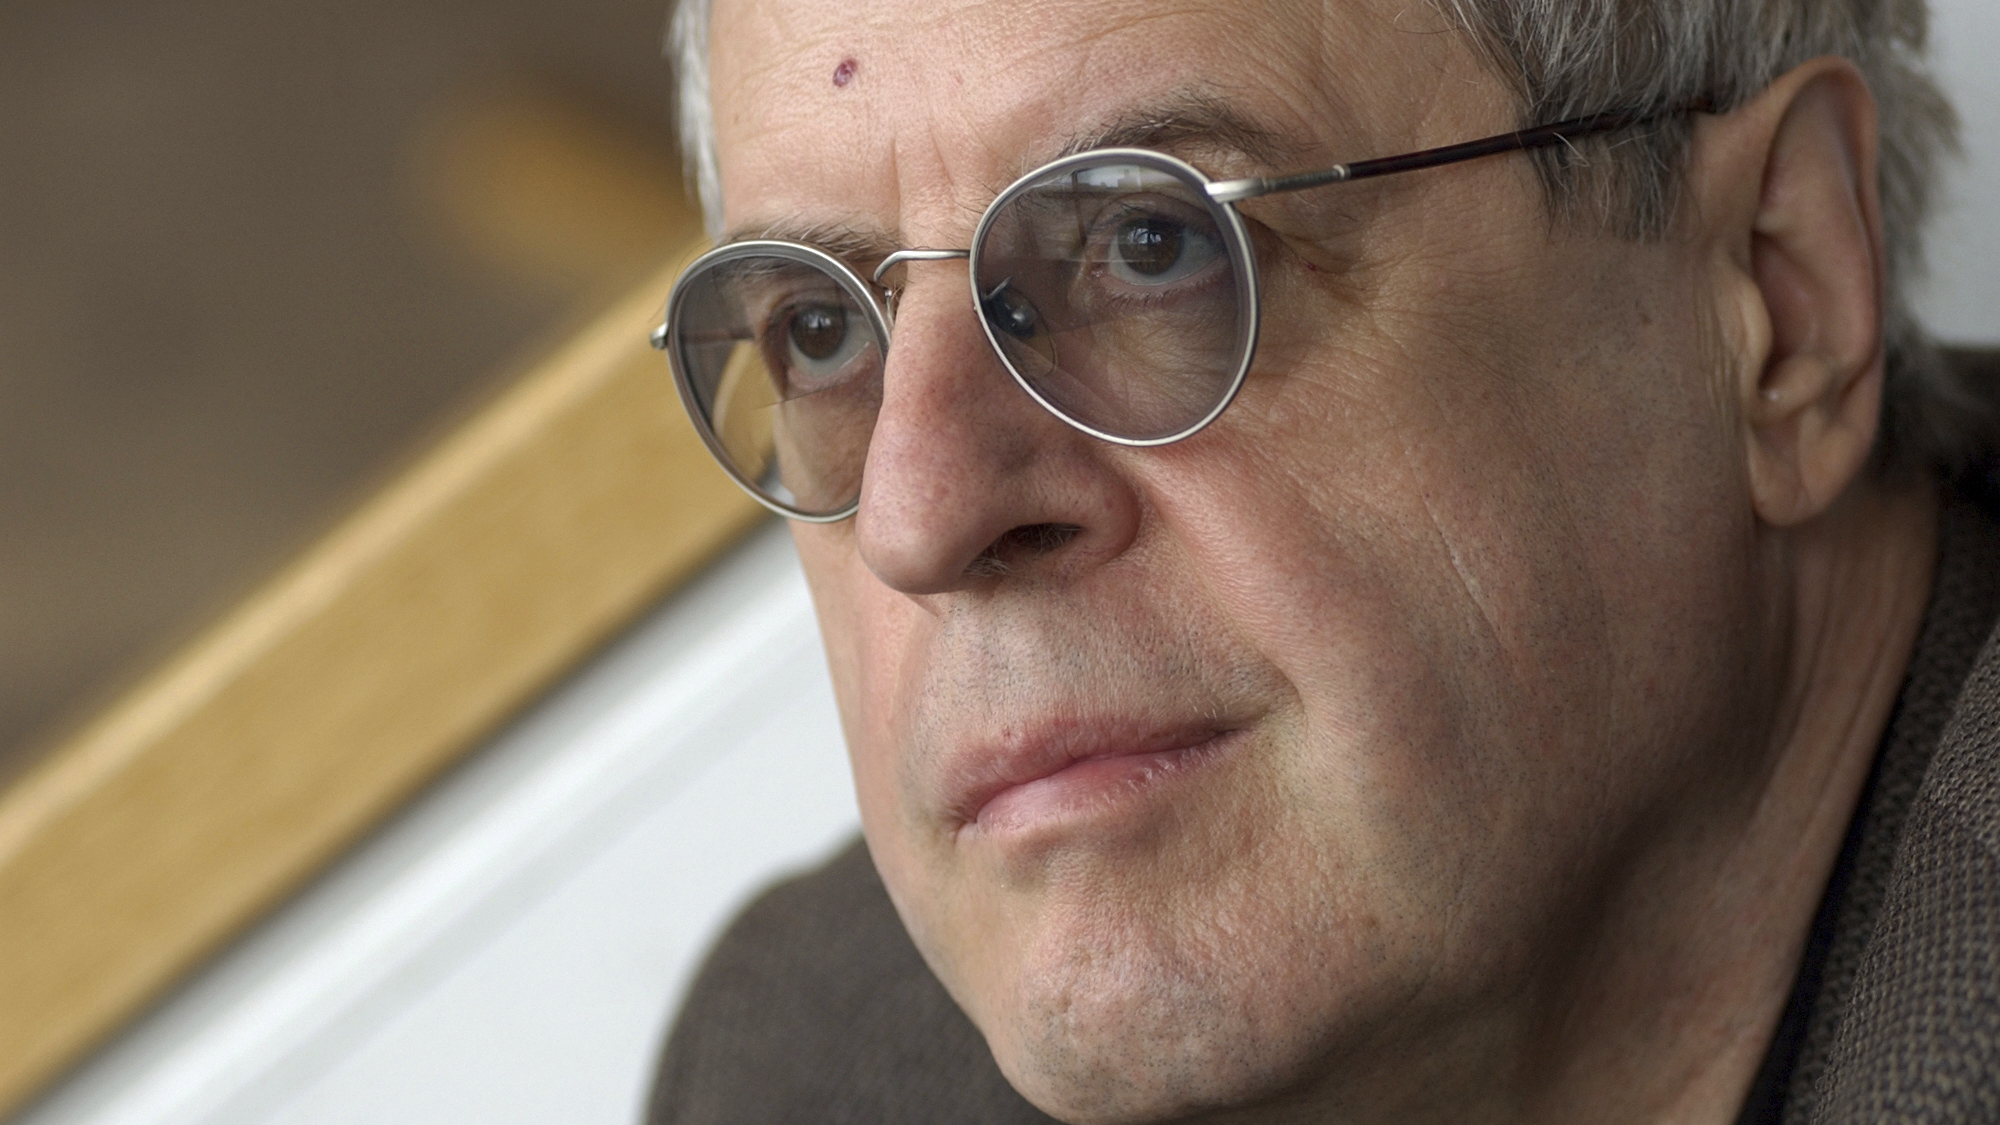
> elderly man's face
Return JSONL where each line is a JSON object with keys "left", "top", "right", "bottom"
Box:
{"left": 712, "top": 0, "right": 1769, "bottom": 1119}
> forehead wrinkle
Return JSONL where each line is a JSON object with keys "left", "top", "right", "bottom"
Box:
{"left": 717, "top": 0, "right": 1353, "bottom": 257}
{"left": 874, "top": 2, "right": 1330, "bottom": 189}
{"left": 722, "top": 95, "right": 1319, "bottom": 263}
{"left": 894, "top": 92, "right": 1001, "bottom": 244}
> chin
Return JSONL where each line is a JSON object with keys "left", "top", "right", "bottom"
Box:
{"left": 986, "top": 950, "right": 1325, "bottom": 1124}
{"left": 959, "top": 881, "right": 1372, "bottom": 1125}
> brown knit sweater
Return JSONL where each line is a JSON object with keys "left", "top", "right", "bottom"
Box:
{"left": 649, "top": 488, "right": 2000, "bottom": 1125}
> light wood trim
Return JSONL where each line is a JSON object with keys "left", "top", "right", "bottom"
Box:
{"left": 0, "top": 257, "right": 764, "bottom": 1118}
{"left": 410, "top": 82, "right": 695, "bottom": 292}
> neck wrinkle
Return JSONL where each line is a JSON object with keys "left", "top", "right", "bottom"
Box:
{"left": 1674, "top": 476, "right": 1941, "bottom": 1125}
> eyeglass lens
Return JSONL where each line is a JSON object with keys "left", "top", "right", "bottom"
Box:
{"left": 671, "top": 253, "right": 885, "bottom": 518}
{"left": 668, "top": 156, "right": 1252, "bottom": 518}
{"left": 972, "top": 157, "right": 1250, "bottom": 442}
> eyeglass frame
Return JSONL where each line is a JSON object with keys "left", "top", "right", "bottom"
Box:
{"left": 651, "top": 100, "right": 1712, "bottom": 523}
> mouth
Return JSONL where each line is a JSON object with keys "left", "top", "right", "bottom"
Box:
{"left": 947, "top": 721, "right": 1244, "bottom": 840}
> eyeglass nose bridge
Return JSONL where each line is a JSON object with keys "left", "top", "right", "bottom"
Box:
{"left": 871, "top": 248, "right": 970, "bottom": 326}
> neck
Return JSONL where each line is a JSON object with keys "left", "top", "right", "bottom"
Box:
{"left": 1547, "top": 474, "right": 1942, "bottom": 1124}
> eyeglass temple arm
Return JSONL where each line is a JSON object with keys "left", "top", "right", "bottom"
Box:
{"left": 1205, "top": 99, "right": 1714, "bottom": 206}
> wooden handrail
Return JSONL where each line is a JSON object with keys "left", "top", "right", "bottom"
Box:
{"left": 0, "top": 254, "right": 763, "bottom": 1118}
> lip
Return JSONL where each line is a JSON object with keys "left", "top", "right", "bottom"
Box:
{"left": 945, "top": 720, "right": 1240, "bottom": 838}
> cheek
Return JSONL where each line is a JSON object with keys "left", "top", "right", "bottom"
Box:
{"left": 1136, "top": 257, "right": 1746, "bottom": 943}
{"left": 791, "top": 526, "right": 924, "bottom": 847}
{"left": 1146, "top": 443, "right": 1506, "bottom": 864}
{"left": 792, "top": 529, "right": 976, "bottom": 976}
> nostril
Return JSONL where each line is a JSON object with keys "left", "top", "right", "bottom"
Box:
{"left": 965, "top": 522, "right": 1084, "bottom": 578}
{"left": 1013, "top": 522, "right": 1083, "bottom": 554}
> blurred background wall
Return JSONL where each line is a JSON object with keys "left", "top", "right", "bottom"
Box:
{"left": 0, "top": 0, "right": 694, "bottom": 785}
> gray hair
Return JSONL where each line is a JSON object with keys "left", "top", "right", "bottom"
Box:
{"left": 669, "top": 0, "right": 723, "bottom": 243}
{"left": 668, "top": 0, "right": 1997, "bottom": 476}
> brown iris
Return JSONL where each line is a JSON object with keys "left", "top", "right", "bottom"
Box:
{"left": 1115, "top": 218, "right": 1183, "bottom": 277}
{"left": 789, "top": 305, "right": 848, "bottom": 360}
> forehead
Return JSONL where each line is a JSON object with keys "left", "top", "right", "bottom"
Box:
{"left": 707, "top": 0, "right": 1494, "bottom": 245}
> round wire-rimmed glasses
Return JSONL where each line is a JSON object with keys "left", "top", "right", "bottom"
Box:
{"left": 653, "top": 103, "right": 1706, "bottom": 521}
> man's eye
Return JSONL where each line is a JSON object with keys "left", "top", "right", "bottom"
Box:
{"left": 1106, "top": 215, "right": 1223, "bottom": 287}
{"left": 789, "top": 305, "right": 848, "bottom": 361}
{"left": 777, "top": 303, "right": 869, "bottom": 394}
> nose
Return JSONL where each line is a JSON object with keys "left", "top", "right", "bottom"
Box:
{"left": 854, "top": 272, "right": 1142, "bottom": 595}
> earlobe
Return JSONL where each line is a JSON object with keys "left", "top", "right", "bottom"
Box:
{"left": 1744, "top": 355, "right": 1885, "bottom": 526}
{"left": 1710, "top": 61, "right": 1887, "bottom": 528}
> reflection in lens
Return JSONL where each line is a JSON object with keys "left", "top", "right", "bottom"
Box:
{"left": 1108, "top": 215, "right": 1223, "bottom": 286}
{"left": 1117, "top": 218, "right": 1179, "bottom": 276}
{"left": 669, "top": 250, "right": 885, "bottom": 517}
{"left": 981, "top": 280, "right": 1040, "bottom": 338}
{"left": 974, "top": 157, "right": 1249, "bottom": 441}
{"left": 790, "top": 305, "right": 847, "bottom": 360}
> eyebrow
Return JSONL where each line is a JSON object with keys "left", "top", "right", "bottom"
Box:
{"left": 718, "top": 91, "right": 1313, "bottom": 253}
{"left": 1050, "top": 91, "right": 1306, "bottom": 171}
{"left": 719, "top": 219, "right": 903, "bottom": 260}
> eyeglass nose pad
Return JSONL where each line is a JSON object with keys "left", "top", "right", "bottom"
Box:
{"left": 979, "top": 278, "right": 1057, "bottom": 373}
{"left": 979, "top": 279, "right": 1036, "bottom": 337}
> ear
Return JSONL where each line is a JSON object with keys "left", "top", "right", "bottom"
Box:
{"left": 1698, "top": 60, "right": 1887, "bottom": 528}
